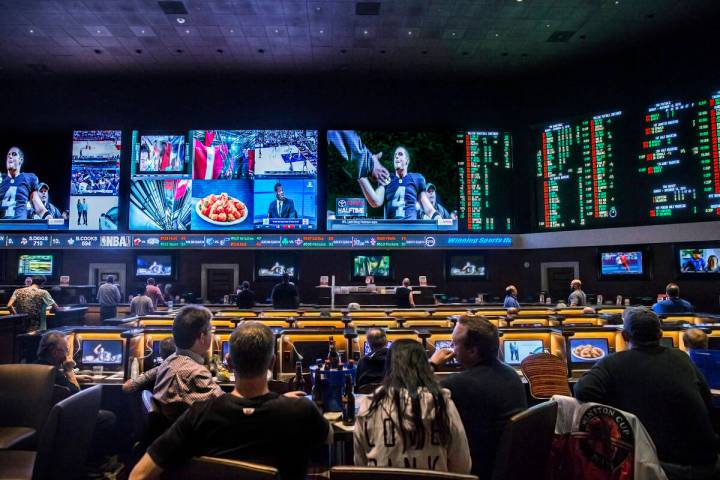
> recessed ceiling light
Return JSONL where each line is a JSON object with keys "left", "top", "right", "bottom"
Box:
{"left": 363, "top": 30, "right": 368, "bottom": 35}
{"left": 319, "top": 29, "right": 324, "bottom": 34}
{"left": 614, "top": 1, "right": 620, "bottom": 4}
{"left": 408, "top": 31, "right": 413, "bottom": 36}
{"left": 315, "top": 6, "right": 321, "bottom": 12}
{"left": 176, "top": 17, "right": 186, "bottom": 24}
{"left": 185, "top": 29, "right": 190, "bottom": 34}
{"left": 545, "top": 24, "right": 550, "bottom": 28}
{"left": 29, "top": 29, "right": 34, "bottom": 34}
{"left": 451, "top": 32, "right": 456, "bottom": 37}
{"left": 274, "top": 29, "right": 279, "bottom": 33}
{"left": 96, "top": 29, "right": 101, "bottom": 34}
{"left": 141, "top": 30, "right": 145, "bottom": 34}
{"left": 495, "top": 33, "right": 500, "bottom": 37}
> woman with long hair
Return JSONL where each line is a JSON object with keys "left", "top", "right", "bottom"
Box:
{"left": 353, "top": 339, "right": 471, "bottom": 473}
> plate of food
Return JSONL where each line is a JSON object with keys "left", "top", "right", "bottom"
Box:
{"left": 196, "top": 193, "right": 248, "bottom": 226}
{"left": 571, "top": 343, "right": 606, "bottom": 362}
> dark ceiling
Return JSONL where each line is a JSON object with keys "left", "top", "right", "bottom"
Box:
{"left": 0, "top": 0, "right": 718, "bottom": 78}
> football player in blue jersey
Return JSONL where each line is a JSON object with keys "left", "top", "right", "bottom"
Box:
{"left": 358, "top": 145, "right": 440, "bottom": 221}
{"left": 1, "top": 147, "right": 49, "bottom": 220}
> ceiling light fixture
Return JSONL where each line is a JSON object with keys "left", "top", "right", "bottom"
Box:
{"left": 29, "top": 29, "right": 35, "bottom": 34}
{"left": 319, "top": 29, "right": 324, "bottom": 34}
{"left": 363, "top": 30, "right": 368, "bottom": 35}
{"left": 177, "top": 17, "right": 186, "bottom": 24}
{"left": 185, "top": 29, "right": 190, "bottom": 34}
{"left": 408, "top": 31, "right": 413, "bottom": 36}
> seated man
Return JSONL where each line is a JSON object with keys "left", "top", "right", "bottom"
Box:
{"left": 152, "top": 306, "right": 222, "bottom": 419}
{"left": 270, "top": 273, "right": 299, "bottom": 309}
{"left": 356, "top": 327, "right": 389, "bottom": 388}
{"left": 129, "top": 321, "right": 331, "bottom": 480}
{"left": 575, "top": 308, "right": 719, "bottom": 479}
{"left": 652, "top": 283, "right": 694, "bottom": 314}
{"left": 683, "top": 328, "right": 709, "bottom": 352}
{"left": 122, "top": 337, "right": 176, "bottom": 393}
{"left": 36, "top": 331, "right": 116, "bottom": 463}
{"left": 430, "top": 316, "right": 527, "bottom": 478}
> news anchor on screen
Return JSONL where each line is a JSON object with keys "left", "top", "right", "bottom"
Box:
{"left": 267, "top": 182, "right": 297, "bottom": 219}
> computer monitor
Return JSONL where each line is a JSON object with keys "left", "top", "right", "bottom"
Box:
{"left": 363, "top": 340, "right": 393, "bottom": 356}
{"left": 659, "top": 337, "right": 674, "bottom": 348}
{"left": 81, "top": 339, "right": 123, "bottom": 370}
{"left": 568, "top": 338, "right": 609, "bottom": 365}
{"left": 433, "top": 339, "right": 458, "bottom": 365}
{"left": 502, "top": 339, "right": 544, "bottom": 366}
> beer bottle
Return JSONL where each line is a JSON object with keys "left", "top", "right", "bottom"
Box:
{"left": 312, "top": 367, "right": 324, "bottom": 412}
{"left": 342, "top": 374, "right": 355, "bottom": 425}
{"left": 291, "top": 361, "right": 306, "bottom": 392}
{"left": 327, "top": 336, "right": 340, "bottom": 369}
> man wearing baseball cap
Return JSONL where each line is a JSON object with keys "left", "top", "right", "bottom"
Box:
{"left": 419, "top": 182, "right": 451, "bottom": 219}
{"left": 34, "top": 182, "right": 63, "bottom": 219}
{"left": 575, "top": 307, "right": 719, "bottom": 479}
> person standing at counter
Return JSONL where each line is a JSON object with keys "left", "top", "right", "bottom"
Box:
{"left": 567, "top": 279, "right": 587, "bottom": 306}
{"left": 394, "top": 278, "right": 415, "bottom": 308}
{"left": 8, "top": 275, "right": 58, "bottom": 331}
{"left": 145, "top": 278, "right": 167, "bottom": 309}
{"left": 130, "top": 288, "right": 155, "bottom": 317}
{"left": 502, "top": 285, "right": 520, "bottom": 309}
{"left": 97, "top": 275, "right": 122, "bottom": 321}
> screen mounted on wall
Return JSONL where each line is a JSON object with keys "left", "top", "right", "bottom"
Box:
{"left": 129, "top": 130, "right": 317, "bottom": 231}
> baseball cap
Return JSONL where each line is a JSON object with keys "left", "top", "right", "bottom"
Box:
{"left": 426, "top": 182, "right": 436, "bottom": 191}
{"left": 38, "top": 183, "right": 49, "bottom": 191}
{"left": 623, "top": 307, "right": 661, "bottom": 342}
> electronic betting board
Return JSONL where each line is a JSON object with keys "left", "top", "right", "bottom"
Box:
{"left": 534, "top": 90, "right": 720, "bottom": 231}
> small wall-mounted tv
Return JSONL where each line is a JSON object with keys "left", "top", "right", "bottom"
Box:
{"left": 135, "top": 254, "right": 173, "bottom": 278}
{"left": 255, "top": 251, "right": 298, "bottom": 280}
{"left": 598, "top": 247, "right": 650, "bottom": 280}
{"left": 676, "top": 245, "right": 720, "bottom": 277}
{"left": 568, "top": 338, "right": 609, "bottom": 366}
{"left": 17, "top": 254, "right": 55, "bottom": 277}
{"left": 352, "top": 254, "right": 391, "bottom": 279}
{"left": 447, "top": 254, "right": 486, "bottom": 279}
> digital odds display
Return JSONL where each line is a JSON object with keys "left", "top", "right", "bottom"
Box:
{"left": 0, "top": 130, "right": 122, "bottom": 231}
{"left": 129, "top": 130, "right": 318, "bottom": 231}
{"left": 326, "top": 130, "right": 515, "bottom": 233}
{"left": 534, "top": 90, "right": 720, "bottom": 231}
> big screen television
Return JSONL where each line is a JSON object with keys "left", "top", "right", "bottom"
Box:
{"left": 447, "top": 254, "right": 486, "bottom": 279}
{"left": 326, "top": 130, "right": 458, "bottom": 232}
{"left": 129, "top": 130, "right": 318, "bottom": 231}
{"left": 598, "top": 248, "right": 649, "bottom": 279}
{"left": 17, "top": 254, "right": 54, "bottom": 277}
{"left": 80, "top": 339, "right": 123, "bottom": 371}
{"left": 502, "top": 339, "right": 544, "bottom": 366}
{"left": 255, "top": 251, "right": 298, "bottom": 279}
{"left": 677, "top": 246, "right": 720, "bottom": 275}
{"left": 0, "top": 130, "right": 122, "bottom": 231}
{"left": 135, "top": 254, "right": 173, "bottom": 278}
{"left": 352, "top": 255, "right": 391, "bottom": 279}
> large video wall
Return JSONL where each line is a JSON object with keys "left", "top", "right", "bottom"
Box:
{"left": 0, "top": 87, "right": 718, "bottom": 236}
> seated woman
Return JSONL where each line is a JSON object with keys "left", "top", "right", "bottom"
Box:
{"left": 353, "top": 339, "right": 471, "bottom": 474}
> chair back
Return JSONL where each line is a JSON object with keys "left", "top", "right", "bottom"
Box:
{"left": 34, "top": 385, "right": 102, "bottom": 480}
{"left": 268, "top": 379, "right": 290, "bottom": 394}
{"left": 355, "top": 383, "right": 380, "bottom": 395}
{"left": 330, "top": 466, "right": 478, "bottom": 480}
{"left": 140, "top": 389, "right": 170, "bottom": 448}
{"left": 520, "top": 353, "right": 571, "bottom": 399}
{"left": 490, "top": 400, "right": 558, "bottom": 480}
{"left": 689, "top": 349, "right": 720, "bottom": 389}
{"left": 0, "top": 364, "right": 55, "bottom": 433}
{"left": 164, "top": 456, "right": 280, "bottom": 480}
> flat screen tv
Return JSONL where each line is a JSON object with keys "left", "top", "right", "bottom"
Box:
{"left": 255, "top": 252, "right": 298, "bottom": 280}
{"left": 677, "top": 246, "right": 720, "bottom": 275}
{"left": 352, "top": 255, "right": 391, "bottom": 279}
{"left": 502, "top": 339, "right": 544, "bottom": 366}
{"left": 363, "top": 340, "right": 393, "bottom": 356}
{"left": 17, "top": 254, "right": 54, "bottom": 277}
{"left": 135, "top": 254, "right": 173, "bottom": 278}
{"left": 80, "top": 339, "right": 123, "bottom": 370}
{"left": 447, "top": 254, "right": 486, "bottom": 279}
{"left": 568, "top": 338, "right": 609, "bottom": 365}
{"left": 598, "top": 248, "right": 649, "bottom": 279}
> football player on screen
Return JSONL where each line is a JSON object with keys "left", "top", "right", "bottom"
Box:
{"left": 358, "top": 146, "right": 441, "bottom": 221}
{"left": 1, "top": 147, "right": 50, "bottom": 220}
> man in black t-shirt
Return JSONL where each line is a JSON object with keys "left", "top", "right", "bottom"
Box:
{"left": 430, "top": 316, "right": 527, "bottom": 478}
{"left": 129, "top": 322, "right": 330, "bottom": 480}
{"left": 235, "top": 281, "right": 256, "bottom": 309}
{"left": 271, "top": 273, "right": 299, "bottom": 309}
{"left": 394, "top": 277, "right": 415, "bottom": 308}
{"left": 356, "top": 327, "right": 389, "bottom": 388}
{"left": 575, "top": 308, "right": 719, "bottom": 478}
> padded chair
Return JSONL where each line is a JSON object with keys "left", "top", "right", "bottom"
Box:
{"left": 0, "top": 364, "right": 55, "bottom": 450}
{"left": 164, "top": 456, "right": 280, "bottom": 480}
{"left": 690, "top": 349, "right": 720, "bottom": 389}
{"left": 141, "top": 389, "right": 171, "bottom": 448}
{"left": 490, "top": 400, "right": 558, "bottom": 480}
{"left": 0, "top": 384, "right": 102, "bottom": 480}
{"left": 520, "top": 353, "right": 572, "bottom": 400}
{"left": 330, "top": 467, "right": 478, "bottom": 480}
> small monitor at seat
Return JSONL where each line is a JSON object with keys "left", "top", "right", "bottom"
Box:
{"left": 363, "top": 340, "right": 393, "bottom": 356}
{"left": 568, "top": 338, "right": 609, "bottom": 365}
{"left": 659, "top": 337, "right": 674, "bottom": 348}
{"left": 503, "top": 339, "right": 544, "bottom": 366}
{"left": 81, "top": 339, "right": 123, "bottom": 370}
